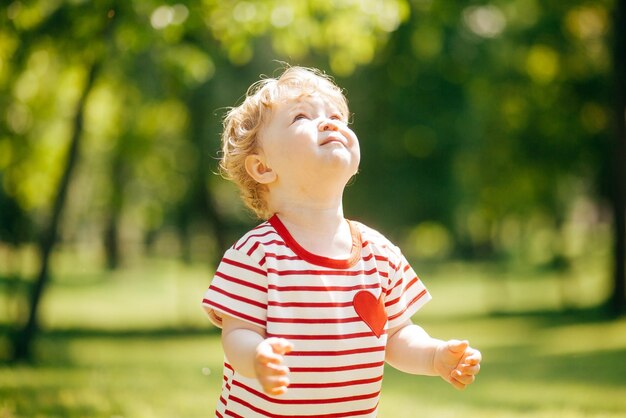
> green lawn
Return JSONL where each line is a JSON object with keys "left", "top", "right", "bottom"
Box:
{"left": 1, "top": 252, "right": 625, "bottom": 417}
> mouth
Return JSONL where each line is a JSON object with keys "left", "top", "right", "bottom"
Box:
{"left": 320, "top": 135, "right": 347, "bottom": 147}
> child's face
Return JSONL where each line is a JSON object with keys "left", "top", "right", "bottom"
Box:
{"left": 257, "top": 92, "right": 360, "bottom": 191}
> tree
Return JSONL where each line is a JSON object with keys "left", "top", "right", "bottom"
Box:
{"left": 12, "top": 61, "right": 101, "bottom": 361}
{"left": 10, "top": 3, "right": 115, "bottom": 361}
{"left": 2, "top": 0, "right": 413, "bottom": 362}
{"left": 609, "top": 0, "right": 626, "bottom": 315}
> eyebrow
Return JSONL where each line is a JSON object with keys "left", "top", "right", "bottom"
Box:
{"left": 285, "top": 96, "right": 344, "bottom": 118}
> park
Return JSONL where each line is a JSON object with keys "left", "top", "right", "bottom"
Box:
{"left": 1, "top": 0, "right": 625, "bottom": 416}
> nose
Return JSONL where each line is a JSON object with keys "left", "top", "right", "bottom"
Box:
{"left": 319, "top": 118, "right": 339, "bottom": 131}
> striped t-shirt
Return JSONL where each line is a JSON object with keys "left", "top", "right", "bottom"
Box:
{"left": 202, "top": 215, "right": 431, "bottom": 418}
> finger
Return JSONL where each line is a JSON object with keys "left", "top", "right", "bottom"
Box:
{"left": 464, "top": 349, "right": 482, "bottom": 365}
{"left": 447, "top": 339, "right": 469, "bottom": 354}
{"left": 263, "top": 376, "right": 290, "bottom": 395}
{"left": 459, "top": 363, "right": 481, "bottom": 376}
{"left": 257, "top": 340, "right": 290, "bottom": 364}
{"left": 452, "top": 369, "right": 475, "bottom": 386}
{"left": 448, "top": 375, "right": 467, "bottom": 391}
{"left": 256, "top": 350, "right": 284, "bottom": 365}
{"left": 265, "top": 363, "right": 290, "bottom": 376}
{"left": 268, "top": 338, "right": 294, "bottom": 355}
{"left": 267, "top": 384, "right": 289, "bottom": 396}
{"left": 463, "top": 357, "right": 480, "bottom": 366}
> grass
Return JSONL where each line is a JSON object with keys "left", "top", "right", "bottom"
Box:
{"left": 1, "top": 249, "right": 625, "bottom": 417}
{"left": 381, "top": 314, "right": 626, "bottom": 417}
{"left": 0, "top": 334, "right": 224, "bottom": 418}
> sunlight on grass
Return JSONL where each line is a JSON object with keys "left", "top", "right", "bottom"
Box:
{"left": 1, "top": 251, "right": 625, "bottom": 417}
{"left": 538, "top": 320, "right": 626, "bottom": 356}
{"left": 40, "top": 257, "right": 212, "bottom": 331}
{"left": 1, "top": 335, "right": 224, "bottom": 418}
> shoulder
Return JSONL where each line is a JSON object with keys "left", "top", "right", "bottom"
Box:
{"left": 226, "top": 220, "right": 283, "bottom": 264}
{"left": 231, "top": 220, "right": 278, "bottom": 250}
{"left": 350, "top": 220, "right": 403, "bottom": 260}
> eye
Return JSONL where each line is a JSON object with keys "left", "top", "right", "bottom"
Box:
{"left": 330, "top": 114, "right": 345, "bottom": 123}
{"left": 292, "top": 113, "right": 308, "bottom": 123}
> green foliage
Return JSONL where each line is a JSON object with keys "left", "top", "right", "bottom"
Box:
{"left": 337, "top": 0, "right": 614, "bottom": 267}
{"left": 0, "top": 0, "right": 414, "bottom": 256}
{"left": 0, "top": 0, "right": 620, "bottom": 333}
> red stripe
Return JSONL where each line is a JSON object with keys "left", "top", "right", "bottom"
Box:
{"left": 232, "top": 380, "right": 380, "bottom": 405}
{"left": 387, "top": 289, "right": 428, "bottom": 322}
{"left": 386, "top": 276, "right": 404, "bottom": 294}
{"left": 235, "top": 229, "right": 276, "bottom": 251}
{"left": 229, "top": 395, "right": 378, "bottom": 417}
{"left": 362, "top": 253, "right": 381, "bottom": 262}
{"left": 384, "top": 277, "right": 418, "bottom": 307}
{"left": 267, "top": 283, "right": 379, "bottom": 292}
{"left": 268, "top": 300, "right": 354, "bottom": 308}
{"left": 267, "top": 267, "right": 378, "bottom": 277}
{"left": 209, "top": 286, "right": 266, "bottom": 309}
{"left": 264, "top": 252, "right": 302, "bottom": 261}
{"left": 214, "top": 271, "right": 265, "bottom": 293}
{"left": 246, "top": 240, "right": 261, "bottom": 256}
{"left": 289, "top": 360, "right": 384, "bottom": 373}
{"left": 289, "top": 345, "right": 385, "bottom": 357}
{"left": 208, "top": 301, "right": 265, "bottom": 326}
{"left": 290, "top": 375, "right": 383, "bottom": 389}
{"left": 267, "top": 316, "right": 361, "bottom": 324}
{"left": 247, "top": 239, "right": 287, "bottom": 256}
{"left": 221, "top": 257, "right": 266, "bottom": 276}
{"left": 268, "top": 331, "right": 384, "bottom": 340}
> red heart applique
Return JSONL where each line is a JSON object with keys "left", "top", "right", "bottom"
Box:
{"left": 353, "top": 290, "right": 388, "bottom": 338}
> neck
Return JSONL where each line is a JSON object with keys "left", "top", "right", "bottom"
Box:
{"left": 273, "top": 198, "right": 345, "bottom": 233}
{"left": 269, "top": 192, "right": 352, "bottom": 259}
{"left": 268, "top": 178, "right": 347, "bottom": 230}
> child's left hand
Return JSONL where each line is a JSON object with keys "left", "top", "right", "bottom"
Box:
{"left": 433, "top": 340, "right": 481, "bottom": 390}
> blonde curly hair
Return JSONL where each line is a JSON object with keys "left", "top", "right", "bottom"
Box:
{"left": 219, "top": 66, "right": 350, "bottom": 219}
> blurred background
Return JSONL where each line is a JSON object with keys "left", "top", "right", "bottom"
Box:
{"left": 1, "top": 0, "right": 625, "bottom": 417}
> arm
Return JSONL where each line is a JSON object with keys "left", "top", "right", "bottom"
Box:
{"left": 385, "top": 319, "right": 481, "bottom": 390}
{"left": 221, "top": 313, "right": 293, "bottom": 396}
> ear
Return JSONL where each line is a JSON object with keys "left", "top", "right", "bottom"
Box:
{"left": 244, "top": 153, "right": 277, "bottom": 184}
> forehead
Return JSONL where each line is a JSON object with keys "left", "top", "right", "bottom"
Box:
{"left": 270, "top": 84, "right": 348, "bottom": 116}
{"left": 278, "top": 92, "right": 341, "bottom": 111}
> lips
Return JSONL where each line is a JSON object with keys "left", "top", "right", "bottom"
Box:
{"left": 320, "top": 135, "right": 347, "bottom": 146}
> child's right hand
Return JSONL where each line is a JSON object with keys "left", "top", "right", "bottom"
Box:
{"left": 254, "top": 337, "right": 294, "bottom": 396}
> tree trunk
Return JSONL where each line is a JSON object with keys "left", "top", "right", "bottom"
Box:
{"left": 11, "top": 62, "right": 100, "bottom": 362}
{"left": 104, "top": 146, "right": 125, "bottom": 270}
{"left": 185, "top": 82, "right": 229, "bottom": 264}
{"left": 610, "top": 0, "right": 626, "bottom": 316}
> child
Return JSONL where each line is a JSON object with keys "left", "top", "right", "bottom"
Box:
{"left": 202, "top": 66, "right": 481, "bottom": 417}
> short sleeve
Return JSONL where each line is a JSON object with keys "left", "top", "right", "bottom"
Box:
{"left": 384, "top": 252, "right": 431, "bottom": 329}
{"left": 201, "top": 248, "right": 268, "bottom": 329}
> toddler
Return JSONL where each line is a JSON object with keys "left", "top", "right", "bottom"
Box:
{"left": 202, "top": 66, "right": 481, "bottom": 417}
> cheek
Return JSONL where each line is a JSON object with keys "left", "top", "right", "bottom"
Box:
{"left": 353, "top": 147, "right": 361, "bottom": 170}
{"left": 351, "top": 135, "right": 361, "bottom": 170}
{"left": 348, "top": 131, "right": 360, "bottom": 153}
